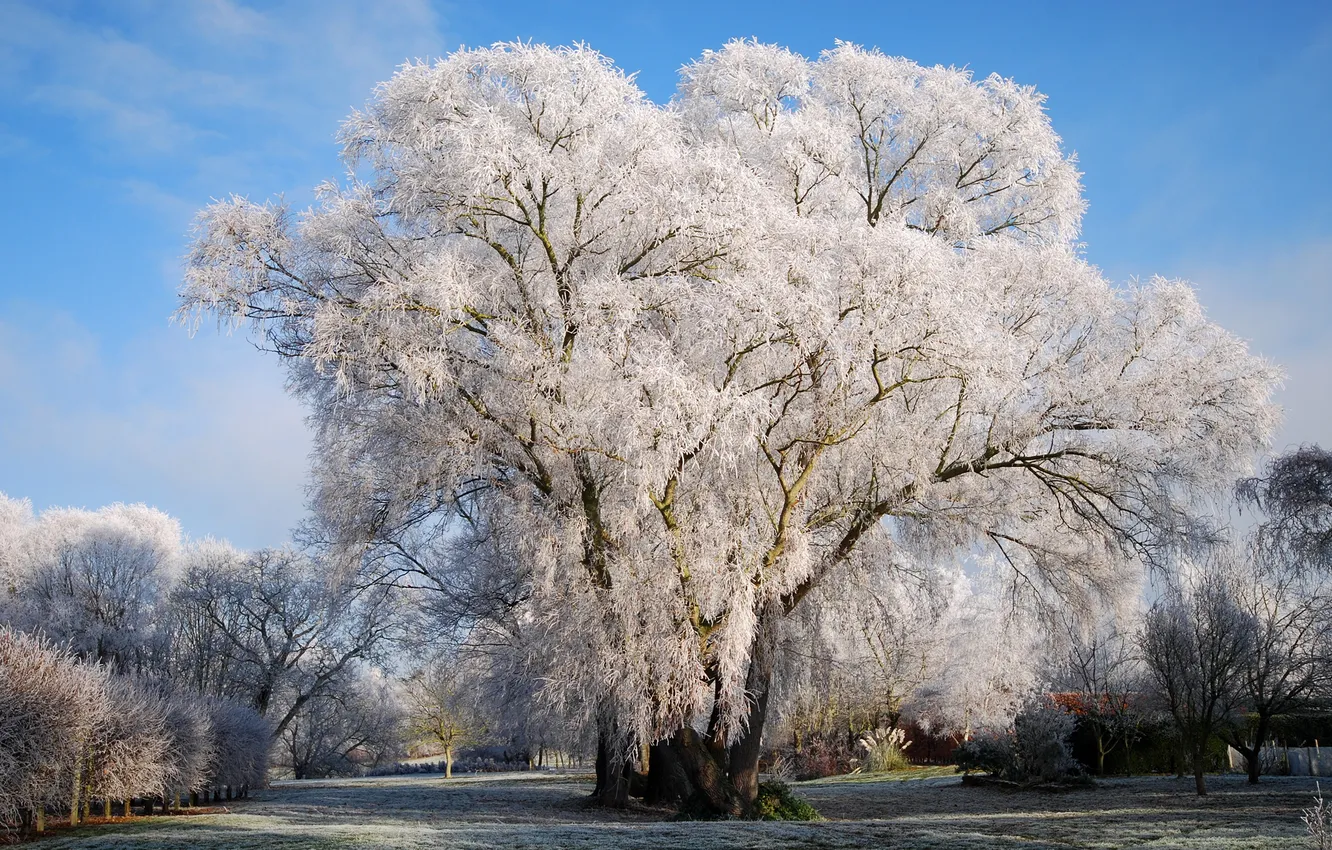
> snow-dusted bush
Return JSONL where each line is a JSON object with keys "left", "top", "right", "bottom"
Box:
{"left": 0, "top": 622, "right": 280, "bottom": 830}
{"left": 208, "top": 698, "right": 273, "bottom": 792}
{"left": 88, "top": 677, "right": 171, "bottom": 810}
{"left": 955, "top": 701, "right": 1080, "bottom": 785}
{"left": 160, "top": 687, "right": 216, "bottom": 799}
{"left": 1012, "top": 703, "right": 1080, "bottom": 784}
{"left": 954, "top": 732, "right": 1015, "bottom": 778}
{"left": 0, "top": 628, "right": 107, "bottom": 828}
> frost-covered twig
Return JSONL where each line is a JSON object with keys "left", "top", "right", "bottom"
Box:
{"left": 1305, "top": 781, "right": 1329, "bottom": 850}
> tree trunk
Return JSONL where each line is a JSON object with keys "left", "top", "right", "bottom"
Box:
{"left": 1193, "top": 743, "right": 1208, "bottom": 796}
{"left": 445, "top": 747, "right": 453, "bottom": 779}
{"left": 726, "top": 615, "right": 776, "bottom": 811}
{"left": 1227, "top": 737, "right": 1260, "bottom": 785}
{"left": 1094, "top": 727, "right": 1107, "bottom": 776}
{"left": 69, "top": 756, "right": 81, "bottom": 826}
{"left": 592, "top": 723, "right": 630, "bottom": 808}
{"left": 657, "top": 727, "right": 744, "bottom": 817}
{"left": 726, "top": 683, "right": 770, "bottom": 809}
{"left": 35, "top": 806, "right": 44, "bottom": 832}
{"left": 639, "top": 608, "right": 779, "bottom": 818}
{"left": 644, "top": 738, "right": 692, "bottom": 806}
{"left": 104, "top": 798, "right": 112, "bottom": 818}
{"left": 1247, "top": 716, "right": 1270, "bottom": 785}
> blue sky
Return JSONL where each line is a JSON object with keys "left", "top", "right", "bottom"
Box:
{"left": 1, "top": 0, "right": 1329, "bottom": 549}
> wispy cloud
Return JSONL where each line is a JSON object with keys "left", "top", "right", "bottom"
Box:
{"left": 0, "top": 309, "right": 310, "bottom": 548}
{"left": 2, "top": 0, "right": 451, "bottom": 192}
{"left": 0, "top": 0, "right": 453, "bottom": 544}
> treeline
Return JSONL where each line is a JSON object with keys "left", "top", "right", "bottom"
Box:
{"left": 0, "top": 496, "right": 411, "bottom": 831}
{"left": 0, "top": 628, "right": 269, "bottom": 831}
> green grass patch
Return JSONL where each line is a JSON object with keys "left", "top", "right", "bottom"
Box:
{"left": 799, "top": 765, "right": 959, "bottom": 785}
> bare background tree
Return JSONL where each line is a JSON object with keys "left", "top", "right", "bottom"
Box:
{"left": 1240, "top": 446, "right": 1332, "bottom": 575}
{"left": 1055, "top": 617, "right": 1144, "bottom": 776}
{"left": 1140, "top": 565, "right": 1255, "bottom": 796}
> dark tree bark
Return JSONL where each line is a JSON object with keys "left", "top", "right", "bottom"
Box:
{"left": 670, "top": 727, "right": 745, "bottom": 816}
{"left": 635, "top": 607, "right": 780, "bottom": 818}
{"left": 725, "top": 608, "right": 778, "bottom": 810}
{"left": 725, "top": 675, "right": 771, "bottom": 808}
{"left": 643, "top": 739, "right": 692, "bottom": 806}
{"left": 592, "top": 724, "right": 630, "bottom": 808}
{"left": 1223, "top": 714, "right": 1272, "bottom": 785}
{"left": 1193, "top": 744, "right": 1208, "bottom": 796}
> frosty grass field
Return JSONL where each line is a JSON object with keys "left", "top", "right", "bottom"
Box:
{"left": 31, "top": 770, "right": 1321, "bottom": 849}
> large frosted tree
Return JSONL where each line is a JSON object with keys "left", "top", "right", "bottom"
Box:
{"left": 182, "top": 41, "right": 1279, "bottom": 812}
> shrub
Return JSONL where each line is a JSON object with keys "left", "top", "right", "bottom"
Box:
{"left": 89, "top": 677, "right": 171, "bottom": 807}
{"left": 1013, "top": 703, "right": 1079, "bottom": 784}
{"left": 954, "top": 701, "right": 1081, "bottom": 785}
{"left": 0, "top": 628, "right": 107, "bottom": 828}
{"left": 792, "top": 736, "right": 852, "bottom": 780}
{"left": 955, "top": 732, "right": 1015, "bottom": 778}
{"left": 753, "top": 781, "right": 820, "bottom": 821}
{"left": 859, "top": 727, "right": 912, "bottom": 773}
{"left": 160, "top": 687, "right": 216, "bottom": 797}
{"left": 765, "top": 751, "right": 795, "bottom": 781}
{"left": 208, "top": 699, "right": 273, "bottom": 791}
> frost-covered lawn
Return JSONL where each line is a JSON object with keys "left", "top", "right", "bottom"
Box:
{"left": 32, "top": 771, "right": 1319, "bottom": 849}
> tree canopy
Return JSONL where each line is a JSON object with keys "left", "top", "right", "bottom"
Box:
{"left": 181, "top": 40, "right": 1279, "bottom": 811}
